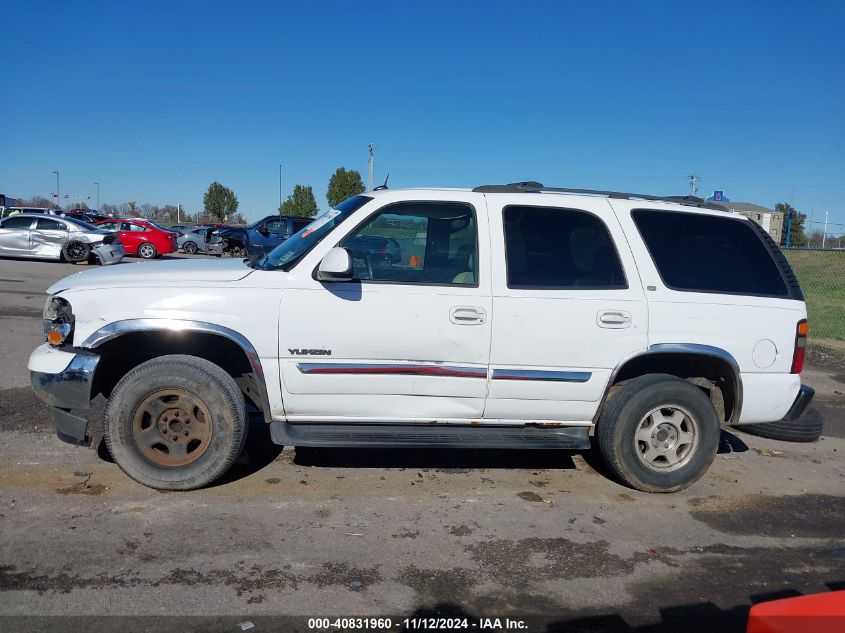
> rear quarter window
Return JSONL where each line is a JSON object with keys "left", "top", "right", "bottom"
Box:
{"left": 632, "top": 209, "right": 789, "bottom": 297}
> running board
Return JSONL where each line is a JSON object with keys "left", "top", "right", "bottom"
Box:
{"left": 269, "top": 422, "right": 591, "bottom": 450}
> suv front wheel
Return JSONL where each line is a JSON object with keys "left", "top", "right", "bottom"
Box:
{"left": 104, "top": 355, "right": 248, "bottom": 490}
{"left": 596, "top": 374, "right": 720, "bottom": 493}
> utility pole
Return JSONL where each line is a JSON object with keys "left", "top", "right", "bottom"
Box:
{"left": 53, "top": 171, "right": 60, "bottom": 209}
{"left": 368, "top": 143, "right": 375, "bottom": 191}
{"left": 822, "top": 211, "right": 829, "bottom": 249}
{"left": 785, "top": 209, "right": 794, "bottom": 248}
{"left": 688, "top": 174, "right": 700, "bottom": 196}
{"left": 94, "top": 182, "right": 100, "bottom": 211}
{"left": 177, "top": 204, "right": 181, "bottom": 224}
{"left": 808, "top": 210, "right": 814, "bottom": 249}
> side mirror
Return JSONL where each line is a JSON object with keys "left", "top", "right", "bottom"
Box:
{"left": 257, "top": 227, "right": 269, "bottom": 236}
{"left": 315, "top": 247, "right": 354, "bottom": 282}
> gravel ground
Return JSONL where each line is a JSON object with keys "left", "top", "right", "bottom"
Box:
{"left": 1, "top": 255, "right": 843, "bottom": 632}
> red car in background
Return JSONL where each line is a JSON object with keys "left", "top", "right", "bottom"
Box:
{"left": 93, "top": 218, "right": 177, "bottom": 259}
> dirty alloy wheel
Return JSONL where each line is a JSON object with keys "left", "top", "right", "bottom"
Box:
{"left": 596, "top": 374, "right": 720, "bottom": 493}
{"left": 137, "top": 242, "right": 158, "bottom": 259}
{"left": 183, "top": 241, "right": 198, "bottom": 254}
{"left": 62, "top": 240, "right": 91, "bottom": 264}
{"left": 104, "top": 355, "right": 248, "bottom": 490}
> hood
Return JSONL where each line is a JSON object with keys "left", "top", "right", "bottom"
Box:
{"left": 48, "top": 258, "right": 254, "bottom": 294}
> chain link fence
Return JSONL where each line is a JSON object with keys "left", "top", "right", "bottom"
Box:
{"left": 784, "top": 249, "right": 845, "bottom": 352}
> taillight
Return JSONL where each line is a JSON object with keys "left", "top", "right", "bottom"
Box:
{"left": 791, "top": 319, "right": 808, "bottom": 374}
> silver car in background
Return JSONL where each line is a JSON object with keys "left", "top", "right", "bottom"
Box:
{"left": 177, "top": 226, "right": 211, "bottom": 254}
{"left": 0, "top": 214, "right": 125, "bottom": 264}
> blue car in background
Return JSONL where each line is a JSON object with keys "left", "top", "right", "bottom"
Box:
{"left": 208, "top": 215, "right": 313, "bottom": 258}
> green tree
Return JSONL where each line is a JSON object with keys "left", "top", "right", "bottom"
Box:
{"left": 326, "top": 167, "right": 365, "bottom": 208}
{"left": 280, "top": 184, "right": 318, "bottom": 217}
{"left": 203, "top": 181, "right": 239, "bottom": 222}
{"left": 776, "top": 202, "right": 807, "bottom": 247}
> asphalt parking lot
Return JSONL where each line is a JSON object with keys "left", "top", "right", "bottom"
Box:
{"left": 1, "top": 255, "right": 844, "bottom": 630}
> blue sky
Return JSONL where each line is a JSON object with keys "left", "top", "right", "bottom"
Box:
{"left": 1, "top": 0, "right": 843, "bottom": 231}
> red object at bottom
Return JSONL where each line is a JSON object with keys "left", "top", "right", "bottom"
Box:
{"left": 747, "top": 591, "right": 845, "bottom": 633}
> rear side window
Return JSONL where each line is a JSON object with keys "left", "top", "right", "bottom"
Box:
{"left": 503, "top": 206, "right": 627, "bottom": 289}
{"left": 35, "top": 218, "right": 65, "bottom": 231}
{"left": 632, "top": 210, "right": 788, "bottom": 297}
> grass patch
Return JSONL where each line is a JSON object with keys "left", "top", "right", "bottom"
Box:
{"left": 785, "top": 250, "right": 845, "bottom": 341}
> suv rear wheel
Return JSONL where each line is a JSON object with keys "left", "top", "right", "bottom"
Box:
{"left": 104, "top": 355, "right": 248, "bottom": 490}
{"left": 596, "top": 374, "right": 720, "bottom": 493}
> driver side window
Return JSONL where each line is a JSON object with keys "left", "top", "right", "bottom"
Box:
{"left": 339, "top": 202, "right": 478, "bottom": 286}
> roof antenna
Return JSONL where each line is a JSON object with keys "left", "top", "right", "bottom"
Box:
{"left": 374, "top": 173, "right": 389, "bottom": 191}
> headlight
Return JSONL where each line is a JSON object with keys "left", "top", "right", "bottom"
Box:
{"left": 43, "top": 296, "right": 75, "bottom": 346}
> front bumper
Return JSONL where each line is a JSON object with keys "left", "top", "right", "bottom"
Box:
{"left": 29, "top": 345, "right": 99, "bottom": 446}
{"left": 782, "top": 384, "right": 815, "bottom": 422}
{"left": 92, "top": 242, "right": 125, "bottom": 265}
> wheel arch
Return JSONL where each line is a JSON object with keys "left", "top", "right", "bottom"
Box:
{"left": 596, "top": 344, "right": 743, "bottom": 425}
{"left": 81, "top": 319, "right": 272, "bottom": 423}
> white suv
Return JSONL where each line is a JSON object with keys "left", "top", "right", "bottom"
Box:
{"left": 29, "top": 182, "right": 816, "bottom": 492}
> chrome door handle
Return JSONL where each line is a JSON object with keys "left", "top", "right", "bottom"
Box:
{"left": 450, "top": 306, "right": 487, "bottom": 325}
{"left": 597, "top": 310, "right": 632, "bottom": 328}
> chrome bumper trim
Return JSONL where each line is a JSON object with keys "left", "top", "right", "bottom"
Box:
{"left": 30, "top": 351, "right": 99, "bottom": 411}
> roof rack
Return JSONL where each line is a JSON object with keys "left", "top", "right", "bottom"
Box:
{"left": 471, "top": 182, "right": 728, "bottom": 211}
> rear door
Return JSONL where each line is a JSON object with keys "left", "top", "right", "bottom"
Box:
{"left": 30, "top": 217, "right": 69, "bottom": 258}
{"left": 0, "top": 216, "right": 35, "bottom": 255}
{"left": 484, "top": 195, "right": 648, "bottom": 423}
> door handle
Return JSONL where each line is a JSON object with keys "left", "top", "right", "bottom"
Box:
{"left": 450, "top": 306, "right": 487, "bottom": 325}
{"left": 597, "top": 310, "right": 632, "bottom": 328}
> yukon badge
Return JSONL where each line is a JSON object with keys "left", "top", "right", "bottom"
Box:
{"left": 288, "top": 348, "right": 332, "bottom": 356}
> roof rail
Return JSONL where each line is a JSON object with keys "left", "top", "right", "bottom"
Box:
{"left": 471, "top": 182, "right": 728, "bottom": 211}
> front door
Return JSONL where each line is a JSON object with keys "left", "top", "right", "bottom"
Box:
{"left": 278, "top": 195, "right": 492, "bottom": 423}
{"left": 484, "top": 196, "right": 649, "bottom": 423}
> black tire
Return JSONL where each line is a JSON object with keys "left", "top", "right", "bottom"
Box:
{"left": 62, "top": 240, "right": 91, "bottom": 264}
{"left": 104, "top": 355, "right": 248, "bottom": 490}
{"left": 137, "top": 242, "right": 158, "bottom": 259}
{"left": 183, "top": 241, "right": 198, "bottom": 254}
{"left": 596, "top": 374, "right": 720, "bottom": 493}
{"left": 734, "top": 409, "right": 824, "bottom": 443}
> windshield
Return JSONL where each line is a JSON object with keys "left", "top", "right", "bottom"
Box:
{"left": 255, "top": 195, "right": 372, "bottom": 271}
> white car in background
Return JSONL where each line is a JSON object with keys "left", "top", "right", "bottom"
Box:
{"left": 29, "top": 183, "right": 816, "bottom": 492}
{"left": 0, "top": 214, "right": 124, "bottom": 264}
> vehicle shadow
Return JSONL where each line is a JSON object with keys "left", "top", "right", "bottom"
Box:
{"left": 291, "top": 446, "right": 577, "bottom": 470}
{"left": 400, "top": 581, "right": 845, "bottom": 632}
{"left": 215, "top": 414, "right": 284, "bottom": 486}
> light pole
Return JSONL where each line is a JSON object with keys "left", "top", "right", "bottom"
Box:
{"left": 53, "top": 171, "right": 60, "bottom": 209}
{"left": 94, "top": 182, "right": 100, "bottom": 211}
{"left": 279, "top": 164, "right": 282, "bottom": 212}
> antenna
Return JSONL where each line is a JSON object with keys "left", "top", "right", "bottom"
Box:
{"left": 688, "top": 174, "right": 701, "bottom": 196}
{"left": 368, "top": 143, "right": 375, "bottom": 191}
{"left": 374, "top": 173, "right": 390, "bottom": 191}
